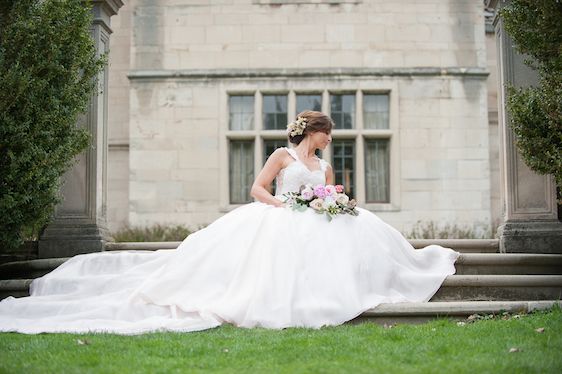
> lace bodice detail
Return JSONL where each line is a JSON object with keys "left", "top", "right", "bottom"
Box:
{"left": 275, "top": 147, "right": 328, "bottom": 197}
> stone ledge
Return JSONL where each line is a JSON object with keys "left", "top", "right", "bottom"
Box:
{"left": 105, "top": 242, "right": 180, "bottom": 250}
{"left": 128, "top": 67, "right": 490, "bottom": 81}
{"left": 0, "top": 279, "right": 33, "bottom": 291}
{"left": 442, "top": 275, "right": 562, "bottom": 287}
{"left": 363, "top": 300, "right": 562, "bottom": 317}
{"left": 410, "top": 239, "right": 499, "bottom": 251}
{"left": 455, "top": 253, "right": 562, "bottom": 266}
{"left": 104, "top": 239, "right": 499, "bottom": 252}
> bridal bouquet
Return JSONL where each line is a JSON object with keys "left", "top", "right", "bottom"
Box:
{"left": 284, "top": 184, "right": 359, "bottom": 221}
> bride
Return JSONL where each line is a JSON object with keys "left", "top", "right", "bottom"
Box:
{"left": 0, "top": 111, "right": 459, "bottom": 334}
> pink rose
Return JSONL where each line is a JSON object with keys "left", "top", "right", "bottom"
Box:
{"left": 324, "top": 185, "right": 336, "bottom": 196}
{"left": 335, "top": 185, "right": 344, "bottom": 193}
{"left": 313, "top": 185, "right": 327, "bottom": 198}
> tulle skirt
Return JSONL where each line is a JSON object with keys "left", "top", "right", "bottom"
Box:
{"left": 0, "top": 202, "right": 459, "bottom": 334}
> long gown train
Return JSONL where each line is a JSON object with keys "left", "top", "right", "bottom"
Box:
{"left": 0, "top": 148, "right": 459, "bottom": 334}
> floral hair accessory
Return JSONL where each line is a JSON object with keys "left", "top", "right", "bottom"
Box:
{"left": 287, "top": 116, "right": 308, "bottom": 137}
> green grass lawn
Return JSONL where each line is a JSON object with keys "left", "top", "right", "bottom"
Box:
{"left": 1, "top": 308, "right": 561, "bottom": 374}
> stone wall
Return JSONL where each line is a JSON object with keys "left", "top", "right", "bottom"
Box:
{"left": 107, "top": 1, "right": 132, "bottom": 231}
{"left": 107, "top": 0, "right": 495, "bottom": 235}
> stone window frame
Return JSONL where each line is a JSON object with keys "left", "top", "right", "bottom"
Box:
{"left": 219, "top": 82, "right": 401, "bottom": 213}
{"left": 253, "top": 0, "right": 361, "bottom": 4}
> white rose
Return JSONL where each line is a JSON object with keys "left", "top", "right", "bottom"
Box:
{"left": 323, "top": 196, "right": 336, "bottom": 208}
{"left": 309, "top": 198, "right": 324, "bottom": 211}
{"left": 336, "top": 193, "right": 349, "bottom": 205}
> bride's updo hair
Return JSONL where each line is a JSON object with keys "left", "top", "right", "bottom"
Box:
{"left": 288, "top": 111, "right": 334, "bottom": 145}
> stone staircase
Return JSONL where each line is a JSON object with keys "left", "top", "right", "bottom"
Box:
{"left": 1, "top": 239, "right": 561, "bottom": 324}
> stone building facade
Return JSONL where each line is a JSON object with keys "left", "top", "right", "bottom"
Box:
{"left": 106, "top": 0, "right": 499, "bottom": 235}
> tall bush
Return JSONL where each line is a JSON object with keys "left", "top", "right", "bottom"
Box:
{"left": 500, "top": 0, "right": 562, "bottom": 189}
{"left": 0, "top": 0, "right": 105, "bottom": 250}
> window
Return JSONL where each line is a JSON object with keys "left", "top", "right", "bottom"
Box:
{"left": 263, "top": 139, "right": 288, "bottom": 165}
{"left": 229, "top": 95, "right": 254, "bottom": 130}
{"left": 330, "top": 94, "right": 355, "bottom": 129}
{"left": 296, "top": 94, "right": 322, "bottom": 114}
{"left": 229, "top": 140, "right": 254, "bottom": 204}
{"left": 225, "top": 89, "right": 396, "bottom": 210}
{"left": 263, "top": 94, "right": 287, "bottom": 130}
{"left": 332, "top": 140, "right": 355, "bottom": 198}
{"left": 365, "top": 139, "right": 390, "bottom": 203}
{"left": 364, "top": 94, "right": 389, "bottom": 129}
{"left": 263, "top": 139, "right": 288, "bottom": 195}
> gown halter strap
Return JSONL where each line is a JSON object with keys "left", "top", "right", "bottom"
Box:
{"left": 284, "top": 147, "right": 298, "bottom": 161}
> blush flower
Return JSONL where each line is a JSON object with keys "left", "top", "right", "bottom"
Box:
{"left": 335, "top": 185, "right": 344, "bottom": 193}
{"left": 282, "top": 184, "right": 359, "bottom": 220}
{"left": 313, "top": 185, "right": 327, "bottom": 198}
{"left": 324, "top": 185, "right": 337, "bottom": 196}
{"left": 309, "top": 198, "right": 324, "bottom": 211}
{"left": 301, "top": 186, "right": 314, "bottom": 200}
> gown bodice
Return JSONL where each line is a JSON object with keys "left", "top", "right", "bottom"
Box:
{"left": 275, "top": 147, "right": 328, "bottom": 196}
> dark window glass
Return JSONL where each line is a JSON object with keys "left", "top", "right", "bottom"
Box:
{"left": 331, "top": 140, "right": 355, "bottom": 198}
{"left": 229, "top": 140, "right": 254, "bottom": 204}
{"left": 263, "top": 139, "right": 288, "bottom": 195}
{"left": 365, "top": 139, "right": 390, "bottom": 203}
{"left": 364, "top": 94, "right": 389, "bottom": 129}
{"left": 330, "top": 94, "right": 355, "bottom": 129}
{"left": 229, "top": 95, "right": 254, "bottom": 130}
{"left": 263, "top": 95, "right": 288, "bottom": 130}
{"left": 296, "top": 94, "right": 322, "bottom": 114}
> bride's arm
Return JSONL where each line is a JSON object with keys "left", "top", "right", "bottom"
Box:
{"left": 325, "top": 164, "right": 334, "bottom": 185}
{"left": 250, "top": 148, "right": 286, "bottom": 207}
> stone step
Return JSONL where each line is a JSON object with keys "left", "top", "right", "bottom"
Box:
{"left": 0, "top": 257, "right": 69, "bottom": 280}
{"left": 2, "top": 275, "right": 561, "bottom": 302}
{"left": 1, "top": 253, "right": 560, "bottom": 281}
{"left": 0, "top": 279, "right": 32, "bottom": 299}
{"left": 409, "top": 239, "right": 499, "bottom": 253}
{"left": 104, "top": 239, "right": 500, "bottom": 253}
{"left": 1, "top": 279, "right": 559, "bottom": 325}
{"left": 454, "top": 253, "right": 562, "bottom": 275}
{"left": 432, "top": 275, "right": 562, "bottom": 301}
{"left": 356, "top": 300, "right": 562, "bottom": 324}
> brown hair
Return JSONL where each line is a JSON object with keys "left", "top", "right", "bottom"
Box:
{"left": 288, "top": 111, "right": 334, "bottom": 145}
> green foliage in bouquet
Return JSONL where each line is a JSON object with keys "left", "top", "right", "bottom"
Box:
{"left": 0, "top": 0, "right": 105, "bottom": 250}
{"left": 500, "top": 0, "right": 562, "bottom": 189}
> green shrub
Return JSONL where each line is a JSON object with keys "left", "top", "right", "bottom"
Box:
{"left": 0, "top": 0, "right": 105, "bottom": 251}
{"left": 500, "top": 0, "right": 562, "bottom": 189}
{"left": 112, "top": 225, "right": 197, "bottom": 242}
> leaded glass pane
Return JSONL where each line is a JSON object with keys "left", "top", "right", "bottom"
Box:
{"left": 296, "top": 94, "right": 322, "bottom": 114}
{"left": 263, "top": 139, "right": 288, "bottom": 165}
{"left": 330, "top": 94, "right": 355, "bottom": 129}
{"left": 229, "top": 140, "right": 254, "bottom": 204}
{"left": 229, "top": 95, "right": 254, "bottom": 130}
{"left": 365, "top": 139, "right": 390, "bottom": 203}
{"left": 263, "top": 95, "right": 288, "bottom": 130}
{"left": 263, "top": 139, "right": 288, "bottom": 195}
{"left": 331, "top": 140, "right": 355, "bottom": 198}
{"left": 364, "top": 94, "right": 389, "bottom": 129}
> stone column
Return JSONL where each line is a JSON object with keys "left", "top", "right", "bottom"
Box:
{"left": 38, "top": 0, "right": 124, "bottom": 258}
{"left": 489, "top": 0, "right": 562, "bottom": 254}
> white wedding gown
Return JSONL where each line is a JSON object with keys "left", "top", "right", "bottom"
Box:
{"left": 0, "top": 148, "right": 459, "bottom": 334}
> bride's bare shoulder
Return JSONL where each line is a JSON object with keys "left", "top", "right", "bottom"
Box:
{"left": 268, "top": 147, "right": 293, "bottom": 168}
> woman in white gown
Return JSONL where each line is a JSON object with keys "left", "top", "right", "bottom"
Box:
{"left": 0, "top": 111, "right": 459, "bottom": 334}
